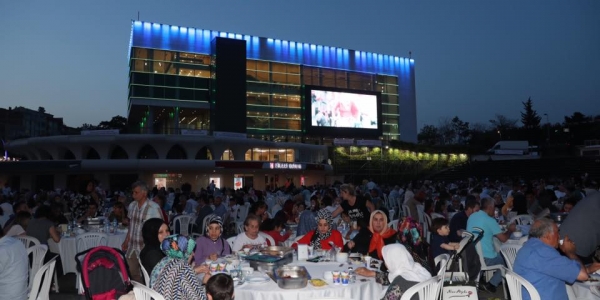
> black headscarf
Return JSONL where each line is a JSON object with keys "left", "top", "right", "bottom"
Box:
{"left": 142, "top": 218, "right": 166, "bottom": 247}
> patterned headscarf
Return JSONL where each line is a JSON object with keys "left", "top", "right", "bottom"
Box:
{"left": 310, "top": 209, "right": 334, "bottom": 250}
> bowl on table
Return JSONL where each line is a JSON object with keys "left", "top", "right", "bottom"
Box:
{"left": 512, "top": 231, "right": 523, "bottom": 238}
{"left": 336, "top": 252, "right": 349, "bottom": 263}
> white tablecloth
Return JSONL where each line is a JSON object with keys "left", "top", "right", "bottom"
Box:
{"left": 234, "top": 261, "right": 382, "bottom": 300}
{"left": 48, "top": 232, "right": 128, "bottom": 275}
{"left": 571, "top": 276, "right": 600, "bottom": 300}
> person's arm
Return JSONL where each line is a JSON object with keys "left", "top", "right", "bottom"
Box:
{"left": 560, "top": 235, "right": 589, "bottom": 282}
{"left": 586, "top": 262, "right": 600, "bottom": 275}
{"left": 49, "top": 226, "right": 61, "bottom": 243}
{"left": 440, "top": 243, "right": 459, "bottom": 251}
{"left": 494, "top": 223, "right": 516, "bottom": 243}
{"left": 366, "top": 199, "right": 375, "bottom": 213}
{"left": 331, "top": 205, "right": 344, "bottom": 218}
{"left": 122, "top": 230, "right": 131, "bottom": 251}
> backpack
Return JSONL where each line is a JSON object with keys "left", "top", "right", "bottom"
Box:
{"left": 397, "top": 217, "right": 433, "bottom": 274}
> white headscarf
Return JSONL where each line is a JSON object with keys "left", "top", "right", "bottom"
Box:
{"left": 382, "top": 244, "right": 431, "bottom": 283}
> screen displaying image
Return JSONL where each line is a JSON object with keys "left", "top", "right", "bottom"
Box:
{"left": 310, "top": 90, "right": 378, "bottom": 129}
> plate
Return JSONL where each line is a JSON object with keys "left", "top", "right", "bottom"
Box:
{"left": 591, "top": 286, "right": 600, "bottom": 297}
{"left": 245, "top": 276, "right": 270, "bottom": 284}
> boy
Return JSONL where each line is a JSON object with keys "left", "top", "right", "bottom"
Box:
{"left": 206, "top": 273, "right": 234, "bottom": 300}
{"left": 431, "top": 217, "right": 460, "bottom": 260}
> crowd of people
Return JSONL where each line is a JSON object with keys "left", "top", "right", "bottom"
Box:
{"left": 1, "top": 174, "right": 600, "bottom": 299}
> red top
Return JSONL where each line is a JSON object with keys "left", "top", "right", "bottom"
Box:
{"left": 296, "top": 229, "right": 344, "bottom": 250}
{"left": 262, "top": 230, "right": 291, "bottom": 246}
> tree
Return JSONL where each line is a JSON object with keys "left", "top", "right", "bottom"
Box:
{"left": 97, "top": 115, "right": 128, "bottom": 132}
{"left": 79, "top": 123, "right": 97, "bottom": 130}
{"left": 564, "top": 112, "right": 590, "bottom": 125}
{"left": 37, "top": 107, "right": 46, "bottom": 114}
{"left": 520, "top": 97, "right": 541, "bottom": 128}
{"left": 418, "top": 125, "right": 439, "bottom": 145}
{"left": 451, "top": 116, "right": 470, "bottom": 144}
{"left": 438, "top": 118, "right": 455, "bottom": 145}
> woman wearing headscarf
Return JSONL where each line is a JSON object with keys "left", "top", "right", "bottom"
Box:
{"left": 296, "top": 209, "right": 343, "bottom": 250}
{"left": 150, "top": 234, "right": 209, "bottom": 300}
{"left": 194, "top": 214, "right": 232, "bottom": 263}
{"left": 380, "top": 244, "right": 432, "bottom": 300}
{"left": 345, "top": 210, "right": 396, "bottom": 262}
{"left": 140, "top": 218, "right": 170, "bottom": 276}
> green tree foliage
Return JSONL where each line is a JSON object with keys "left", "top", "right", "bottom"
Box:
{"left": 97, "top": 115, "right": 128, "bottom": 132}
{"left": 520, "top": 97, "right": 541, "bottom": 128}
{"left": 417, "top": 125, "right": 439, "bottom": 145}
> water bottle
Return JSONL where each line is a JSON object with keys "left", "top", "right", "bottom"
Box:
{"left": 347, "top": 267, "right": 356, "bottom": 283}
{"left": 104, "top": 222, "right": 110, "bottom": 233}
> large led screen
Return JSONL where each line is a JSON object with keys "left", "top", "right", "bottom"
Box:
{"left": 304, "top": 86, "right": 382, "bottom": 138}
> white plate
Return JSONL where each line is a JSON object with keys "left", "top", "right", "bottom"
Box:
{"left": 245, "top": 276, "right": 270, "bottom": 284}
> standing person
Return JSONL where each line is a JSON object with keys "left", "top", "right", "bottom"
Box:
{"left": 332, "top": 184, "right": 374, "bottom": 225}
{"left": 0, "top": 223, "right": 29, "bottom": 299}
{"left": 121, "top": 181, "right": 162, "bottom": 282}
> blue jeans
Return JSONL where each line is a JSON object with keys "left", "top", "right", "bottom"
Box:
{"left": 483, "top": 255, "right": 505, "bottom": 286}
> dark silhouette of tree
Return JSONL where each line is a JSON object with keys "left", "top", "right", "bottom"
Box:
{"left": 451, "top": 116, "right": 470, "bottom": 144}
{"left": 564, "top": 112, "right": 591, "bottom": 125}
{"left": 438, "top": 117, "right": 455, "bottom": 145}
{"left": 98, "top": 115, "right": 128, "bottom": 132}
{"left": 37, "top": 107, "right": 46, "bottom": 114}
{"left": 520, "top": 97, "right": 541, "bottom": 128}
{"left": 79, "top": 123, "right": 98, "bottom": 130}
{"left": 418, "top": 125, "right": 439, "bottom": 145}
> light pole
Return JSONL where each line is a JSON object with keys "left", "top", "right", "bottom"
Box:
{"left": 543, "top": 113, "right": 550, "bottom": 142}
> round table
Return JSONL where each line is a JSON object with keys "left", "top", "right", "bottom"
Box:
{"left": 234, "top": 260, "right": 383, "bottom": 300}
{"left": 48, "top": 231, "right": 128, "bottom": 275}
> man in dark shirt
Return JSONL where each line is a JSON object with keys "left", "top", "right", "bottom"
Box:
{"left": 448, "top": 197, "right": 480, "bottom": 242}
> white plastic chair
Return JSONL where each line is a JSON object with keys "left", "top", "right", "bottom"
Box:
{"left": 27, "top": 244, "right": 48, "bottom": 290}
{"left": 388, "top": 209, "right": 395, "bottom": 221}
{"left": 138, "top": 257, "right": 150, "bottom": 286}
{"left": 434, "top": 253, "right": 450, "bottom": 275}
{"left": 258, "top": 232, "right": 276, "bottom": 246}
{"left": 28, "top": 256, "right": 57, "bottom": 300}
{"left": 388, "top": 219, "right": 399, "bottom": 230}
{"left": 173, "top": 215, "right": 196, "bottom": 236}
{"left": 132, "top": 280, "right": 166, "bottom": 300}
{"left": 473, "top": 228, "right": 507, "bottom": 299}
{"left": 416, "top": 204, "right": 425, "bottom": 223}
{"left": 16, "top": 235, "right": 41, "bottom": 248}
{"left": 509, "top": 214, "right": 533, "bottom": 225}
{"left": 400, "top": 274, "right": 442, "bottom": 300}
{"left": 422, "top": 213, "right": 432, "bottom": 243}
{"left": 500, "top": 244, "right": 522, "bottom": 271}
{"left": 505, "top": 269, "right": 541, "bottom": 300}
{"left": 402, "top": 205, "right": 410, "bottom": 219}
{"left": 236, "top": 222, "right": 244, "bottom": 234}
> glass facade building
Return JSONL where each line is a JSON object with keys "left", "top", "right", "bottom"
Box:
{"left": 128, "top": 21, "right": 417, "bottom": 142}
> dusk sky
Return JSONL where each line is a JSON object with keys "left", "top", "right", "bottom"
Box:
{"left": 1, "top": 0, "right": 598, "bottom": 131}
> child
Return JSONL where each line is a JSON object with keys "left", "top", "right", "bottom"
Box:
{"left": 205, "top": 273, "right": 234, "bottom": 300}
{"left": 259, "top": 218, "right": 291, "bottom": 246}
{"left": 430, "top": 217, "right": 459, "bottom": 261}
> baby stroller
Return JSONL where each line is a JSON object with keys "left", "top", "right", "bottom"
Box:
{"left": 439, "top": 229, "right": 484, "bottom": 300}
{"left": 76, "top": 246, "right": 132, "bottom": 300}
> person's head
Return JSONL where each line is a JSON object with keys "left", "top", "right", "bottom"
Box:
{"left": 272, "top": 218, "right": 285, "bottom": 232}
{"left": 369, "top": 210, "right": 389, "bottom": 234}
{"left": 321, "top": 195, "right": 333, "bottom": 207}
{"left": 431, "top": 217, "right": 450, "bottom": 236}
{"left": 464, "top": 197, "right": 480, "bottom": 216}
{"left": 161, "top": 234, "right": 196, "bottom": 260}
{"left": 310, "top": 196, "right": 320, "bottom": 211}
{"left": 339, "top": 184, "right": 356, "bottom": 200}
{"left": 250, "top": 201, "right": 267, "bottom": 217}
{"left": 14, "top": 201, "right": 29, "bottom": 214}
{"left": 243, "top": 214, "right": 261, "bottom": 239}
{"left": 205, "top": 215, "right": 223, "bottom": 241}
{"left": 15, "top": 211, "right": 32, "bottom": 230}
{"left": 530, "top": 218, "right": 559, "bottom": 248}
{"left": 87, "top": 202, "right": 98, "bottom": 216}
{"left": 493, "top": 193, "right": 504, "bottom": 205}
{"left": 86, "top": 180, "right": 97, "bottom": 193}
{"left": 341, "top": 211, "right": 351, "bottom": 223}
{"left": 153, "top": 194, "right": 166, "bottom": 209}
{"left": 562, "top": 198, "right": 577, "bottom": 213}
{"left": 214, "top": 195, "right": 223, "bottom": 206}
{"left": 480, "top": 197, "right": 495, "bottom": 217}
{"left": 132, "top": 181, "right": 149, "bottom": 202}
{"left": 434, "top": 200, "right": 447, "bottom": 214}
{"left": 142, "top": 218, "right": 170, "bottom": 247}
{"left": 451, "top": 196, "right": 462, "bottom": 209}
{"left": 315, "top": 209, "right": 333, "bottom": 235}
{"left": 113, "top": 202, "right": 126, "bottom": 216}
{"left": 381, "top": 244, "right": 431, "bottom": 283}
{"left": 35, "top": 205, "right": 52, "bottom": 219}
{"left": 205, "top": 273, "right": 234, "bottom": 300}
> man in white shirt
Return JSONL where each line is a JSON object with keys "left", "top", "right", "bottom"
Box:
{"left": 0, "top": 223, "right": 29, "bottom": 299}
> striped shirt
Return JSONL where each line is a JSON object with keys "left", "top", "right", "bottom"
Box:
{"left": 127, "top": 199, "right": 162, "bottom": 256}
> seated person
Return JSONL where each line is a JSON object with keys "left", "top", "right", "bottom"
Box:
{"left": 4, "top": 211, "right": 31, "bottom": 237}
{"left": 296, "top": 209, "right": 343, "bottom": 251}
{"left": 379, "top": 244, "right": 432, "bottom": 299}
{"left": 347, "top": 210, "right": 396, "bottom": 269}
{"left": 259, "top": 218, "right": 290, "bottom": 246}
{"left": 231, "top": 215, "right": 266, "bottom": 252}
{"left": 430, "top": 218, "right": 459, "bottom": 263}
{"left": 514, "top": 218, "right": 600, "bottom": 300}
{"left": 296, "top": 202, "right": 316, "bottom": 236}
{"left": 448, "top": 197, "right": 480, "bottom": 242}
{"left": 561, "top": 197, "right": 577, "bottom": 213}
{"left": 140, "top": 218, "right": 170, "bottom": 277}
{"left": 108, "top": 202, "right": 129, "bottom": 226}
{"left": 150, "top": 234, "right": 210, "bottom": 300}
{"left": 77, "top": 201, "right": 100, "bottom": 223}
{"left": 194, "top": 215, "right": 231, "bottom": 262}
{"left": 0, "top": 223, "right": 29, "bottom": 299}
{"left": 467, "top": 198, "right": 516, "bottom": 293}
{"left": 205, "top": 273, "right": 234, "bottom": 300}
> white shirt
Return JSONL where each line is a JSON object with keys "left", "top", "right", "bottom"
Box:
{"left": 231, "top": 232, "right": 266, "bottom": 252}
{"left": 5, "top": 225, "right": 25, "bottom": 237}
{"left": 0, "top": 236, "right": 29, "bottom": 300}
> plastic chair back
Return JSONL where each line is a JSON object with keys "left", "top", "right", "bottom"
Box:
{"left": 16, "top": 235, "right": 41, "bottom": 249}
{"left": 28, "top": 256, "right": 57, "bottom": 300}
{"left": 132, "top": 280, "right": 166, "bottom": 300}
{"left": 400, "top": 275, "right": 442, "bottom": 300}
{"left": 505, "top": 270, "right": 541, "bottom": 300}
{"left": 27, "top": 244, "right": 48, "bottom": 289}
